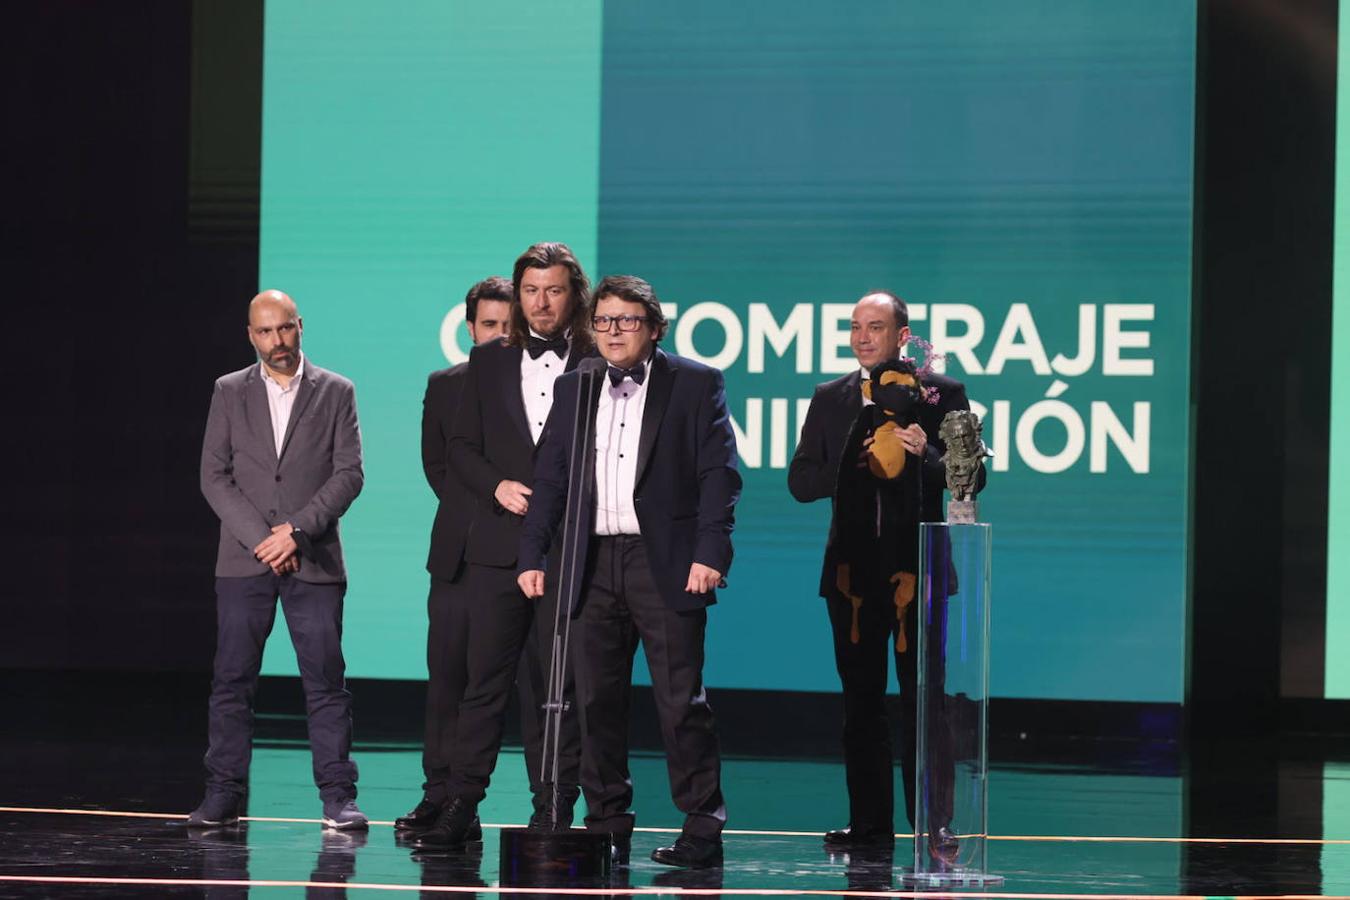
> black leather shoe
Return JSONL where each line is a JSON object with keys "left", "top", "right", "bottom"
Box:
{"left": 527, "top": 798, "right": 575, "bottom": 830}
{"left": 652, "top": 866, "right": 724, "bottom": 890}
{"left": 412, "top": 798, "right": 481, "bottom": 850}
{"left": 843, "top": 845, "right": 896, "bottom": 891}
{"left": 609, "top": 832, "right": 632, "bottom": 867}
{"left": 823, "top": 825, "right": 895, "bottom": 849}
{"left": 928, "top": 825, "right": 959, "bottom": 864}
{"left": 187, "top": 792, "right": 242, "bottom": 827}
{"left": 651, "top": 834, "right": 723, "bottom": 869}
{"left": 395, "top": 798, "right": 442, "bottom": 832}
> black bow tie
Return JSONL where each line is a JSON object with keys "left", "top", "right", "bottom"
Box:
{"left": 608, "top": 365, "right": 646, "bottom": 388}
{"left": 526, "top": 335, "right": 568, "bottom": 360}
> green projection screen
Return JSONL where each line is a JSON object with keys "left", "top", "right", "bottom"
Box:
{"left": 257, "top": 0, "right": 1195, "bottom": 702}
{"left": 1328, "top": 3, "right": 1350, "bottom": 700}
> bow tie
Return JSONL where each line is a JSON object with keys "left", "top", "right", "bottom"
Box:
{"left": 608, "top": 365, "right": 646, "bottom": 388}
{"left": 526, "top": 335, "right": 568, "bottom": 360}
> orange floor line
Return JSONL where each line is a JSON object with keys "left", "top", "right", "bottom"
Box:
{"left": 1, "top": 805, "right": 1346, "bottom": 846}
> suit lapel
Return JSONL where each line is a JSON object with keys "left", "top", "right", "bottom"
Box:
{"left": 549, "top": 344, "right": 598, "bottom": 449}
{"left": 575, "top": 364, "right": 605, "bottom": 502}
{"left": 634, "top": 349, "right": 672, "bottom": 485}
{"left": 278, "top": 365, "right": 318, "bottom": 461}
{"left": 840, "top": 370, "right": 863, "bottom": 426}
{"left": 502, "top": 345, "right": 534, "bottom": 446}
{"left": 562, "top": 343, "right": 594, "bottom": 373}
{"left": 245, "top": 366, "right": 278, "bottom": 462}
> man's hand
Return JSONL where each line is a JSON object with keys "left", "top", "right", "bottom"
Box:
{"left": 518, "top": 570, "right": 546, "bottom": 599}
{"left": 685, "top": 563, "right": 722, "bottom": 594}
{"left": 254, "top": 522, "right": 298, "bottom": 566}
{"left": 495, "top": 480, "right": 533, "bottom": 516}
{"left": 271, "top": 555, "right": 300, "bottom": 576}
{"left": 897, "top": 423, "right": 928, "bottom": 458}
{"left": 857, "top": 430, "right": 882, "bottom": 468}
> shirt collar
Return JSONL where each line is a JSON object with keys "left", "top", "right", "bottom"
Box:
{"left": 858, "top": 365, "right": 874, "bottom": 406}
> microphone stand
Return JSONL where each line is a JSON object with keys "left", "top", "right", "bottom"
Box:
{"left": 500, "top": 357, "right": 611, "bottom": 885}
{"left": 539, "top": 356, "right": 601, "bottom": 826}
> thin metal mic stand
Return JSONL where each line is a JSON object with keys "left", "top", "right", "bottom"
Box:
{"left": 538, "top": 355, "right": 603, "bottom": 827}
{"left": 500, "top": 356, "right": 611, "bottom": 886}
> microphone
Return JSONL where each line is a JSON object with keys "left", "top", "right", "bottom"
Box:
{"left": 576, "top": 356, "right": 607, "bottom": 375}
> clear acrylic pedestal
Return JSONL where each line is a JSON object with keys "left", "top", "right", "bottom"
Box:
{"left": 903, "top": 522, "right": 1003, "bottom": 888}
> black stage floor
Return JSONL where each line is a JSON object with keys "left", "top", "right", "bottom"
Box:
{"left": 1, "top": 729, "right": 1347, "bottom": 899}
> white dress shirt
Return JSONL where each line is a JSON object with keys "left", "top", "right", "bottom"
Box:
{"left": 521, "top": 331, "right": 570, "bottom": 444}
{"left": 261, "top": 355, "right": 305, "bottom": 457}
{"left": 860, "top": 365, "right": 874, "bottom": 406}
{"left": 593, "top": 357, "right": 650, "bottom": 536}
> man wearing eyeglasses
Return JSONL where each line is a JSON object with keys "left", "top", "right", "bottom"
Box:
{"left": 518, "top": 275, "right": 741, "bottom": 869}
{"left": 414, "top": 244, "right": 593, "bottom": 850}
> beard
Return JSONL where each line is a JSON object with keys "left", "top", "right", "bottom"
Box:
{"left": 267, "top": 347, "right": 298, "bottom": 371}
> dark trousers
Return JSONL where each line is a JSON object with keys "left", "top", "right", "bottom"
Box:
{"left": 573, "top": 535, "right": 726, "bottom": 840}
{"left": 826, "top": 586, "right": 953, "bottom": 831}
{"left": 420, "top": 573, "right": 470, "bottom": 802}
{"left": 205, "top": 573, "right": 356, "bottom": 803}
{"left": 443, "top": 563, "right": 579, "bottom": 807}
{"left": 517, "top": 581, "right": 582, "bottom": 813}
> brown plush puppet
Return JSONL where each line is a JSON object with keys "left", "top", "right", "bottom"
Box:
{"left": 833, "top": 358, "right": 927, "bottom": 651}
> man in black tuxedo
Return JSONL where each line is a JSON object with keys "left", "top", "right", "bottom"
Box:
{"left": 414, "top": 243, "right": 593, "bottom": 849}
{"left": 518, "top": 275, "right": 741, "bottom": 869}
{"left": 789, "top": 291, "right": 979, "bottom": 852}
{"left": 394, "top": 276, "right": 511, "bottom": 836}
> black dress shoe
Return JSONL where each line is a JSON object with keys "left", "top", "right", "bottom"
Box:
{"left": 651, "top": 866, "right": 724, "bottom": 890}
{"left": 412, "top": 798, "right": 481, "bottom": 850}
{"left": 187, "top": 792, "right": 243, "bottom": 827}
{"left": 609, "top": 832, "right": 632, "bottom": 867}
{"left": 651, "top": 834, "right": 723, "bottom": 869}
{"left": 843, "top": 845, "right": 896, "bottom": 891}
{"left": 928, "top": 825, "right": 959, "bottom": 864}
{"left": 527, "top": 799, "right": 575, "bottom": 830}
{"left": 394, "top": 798, "right": 442, "bottom": 832}
{"left": 823, "top": 825, "right": 895, "bottom": 849}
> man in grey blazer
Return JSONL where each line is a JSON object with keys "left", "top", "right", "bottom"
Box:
{"left": 189, "top": 290, "right": 366, "bottom": 830}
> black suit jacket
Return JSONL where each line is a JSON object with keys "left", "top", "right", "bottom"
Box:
{"left": 447, "top": 337, "right": 587, "bottom": 569}
{"left": 422, "top": 363, "right": 474, "bottom": 580}
{"left": 788, "top": 368, "right": 976, "bottom": 599}
{"left": 518, "top": 349, "right": 742, "bottom": 613}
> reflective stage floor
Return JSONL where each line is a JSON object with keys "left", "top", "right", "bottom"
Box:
{"left": 2, "top": 734, "right": 1349, "bottom": 898}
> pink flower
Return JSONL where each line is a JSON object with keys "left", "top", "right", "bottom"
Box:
{"left": 908, "top": 335, "right": 946, "bottom": 379}
{"left": 907, "top": 335, "right": 945, "bottom": 405}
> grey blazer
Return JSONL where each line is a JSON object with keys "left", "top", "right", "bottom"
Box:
{"left": 200, "top": 361, "right": 364, "bottom": 583}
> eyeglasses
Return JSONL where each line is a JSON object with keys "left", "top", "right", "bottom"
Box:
{"left": 592, "top": 314, "right": 649, "bottom": 333}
